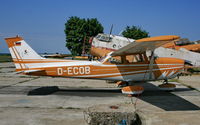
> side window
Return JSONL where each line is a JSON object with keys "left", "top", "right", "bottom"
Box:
{"left": 104, "top": 54, "right": 148, "bottom": 64}
{"left": 126, "top": 54, "right": 147, "bottom": 63}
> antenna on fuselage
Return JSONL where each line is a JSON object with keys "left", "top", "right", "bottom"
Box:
{"left": 109, "top": 24, "right": 113, "bottom": 39}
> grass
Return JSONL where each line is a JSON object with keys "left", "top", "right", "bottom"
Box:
{"left": 0, "top": 54, "right": 12, "bottom": 62}
{"left": 188, "top": 68, "right": 200, "bottom": 73}
{"left": 168, "top": 79, "right": 179, "bottom": 82}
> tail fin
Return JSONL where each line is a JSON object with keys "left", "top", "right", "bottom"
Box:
{"left": 5, "top": 36, "right": 44, "bottom": 71}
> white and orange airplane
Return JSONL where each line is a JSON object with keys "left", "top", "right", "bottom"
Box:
{"left": 5, "top": 36, "right": 187, "bottom": 94}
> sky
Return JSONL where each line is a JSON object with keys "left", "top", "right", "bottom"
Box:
{"left": 0, "top": 0, "right": 200, "bottom": 54}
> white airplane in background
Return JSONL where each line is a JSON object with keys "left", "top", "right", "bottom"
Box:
{"left": 90, "top": 34, "right": 200, "bottom": 67}
{"left": 5, "top": 35, "right": 187, "bottom": 95}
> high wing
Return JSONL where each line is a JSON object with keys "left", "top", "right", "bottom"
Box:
{"left": 111, "top": 35, "right": 180, "bottom": 56}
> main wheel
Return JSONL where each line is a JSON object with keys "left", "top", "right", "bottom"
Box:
{"left": 121, "top": 86, "right": 144, "bottom": 95}
{"left": 158, "top": 83, "right": 176, "bottom": 91}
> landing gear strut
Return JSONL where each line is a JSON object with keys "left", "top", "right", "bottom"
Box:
{"left": 163, "top": 79, "right": 168, "bottom": 84}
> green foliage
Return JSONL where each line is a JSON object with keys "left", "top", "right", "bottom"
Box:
{"left": 122, "top": 26, "right": 149, "bottom": 40}
{"left": 64, "top": 16, "right": 103, "bottom": 56}
{"left": 0, "top": 54, "right": 12, "bottom": 62}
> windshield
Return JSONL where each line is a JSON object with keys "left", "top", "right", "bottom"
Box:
{"left": 98, "top": 56, "right": 107, "bottom": 62}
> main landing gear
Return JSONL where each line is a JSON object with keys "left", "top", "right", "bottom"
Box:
{"left": 158, "top": 79, "right": 176, "bottom": 91}
{"left": 116, "top": 81, "right": 144, "bottom": 95}
{"left": 121, "top": 86, "right": 144, "bottom": 95}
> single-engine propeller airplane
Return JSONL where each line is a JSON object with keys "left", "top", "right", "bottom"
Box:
{"left": 5, "top": 35, "right": 188, "bottom": 94}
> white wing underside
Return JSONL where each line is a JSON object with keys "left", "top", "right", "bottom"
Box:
{"left": 111, "top": 40, "right": 174, "bottom": 56}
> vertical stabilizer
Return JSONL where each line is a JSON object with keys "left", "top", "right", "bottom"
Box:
{"left": 5, "top": 36, "right": 44, "bottom": 71}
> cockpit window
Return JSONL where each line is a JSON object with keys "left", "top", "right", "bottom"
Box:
{"left": 96, "top": 34, "right": 111, "bottom": 42}
{"left": 101, "top": 56, "right": 122, "bottom": 64}
{"left": 101, "top": 36, "right": 106, "bottom": 41}
{"left": 98, "top": 56, "right": 106, "bottom": 62}
{"left": 96, "top": 35, "right": 101, "bottom": 39}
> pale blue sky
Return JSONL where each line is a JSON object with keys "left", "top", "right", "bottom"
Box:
{"left": 0, "top": 0, "right": 200, "bottom": 53}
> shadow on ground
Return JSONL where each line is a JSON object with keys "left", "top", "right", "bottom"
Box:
{"left": 27, "top": 86, "right": 60, "bottom": 95}
{"left": 138, "top": 82, "right": 200, "bottom": 111}
{"left": 27, "top": 84, "right": 200, "bottom": 111}
{"left": 0, "top": 83, "right": 199, "bottom": 111}
{"left": 27, "top": 86, "right": 122, "bottom": 97}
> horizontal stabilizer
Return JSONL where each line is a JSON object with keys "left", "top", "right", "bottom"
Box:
{"left": 16, "top": 69, "right": 45, "bottom": 74}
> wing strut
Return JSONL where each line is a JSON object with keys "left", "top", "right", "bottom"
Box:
{"left": 148, "top": 51, "right": 155, "bottom": 80}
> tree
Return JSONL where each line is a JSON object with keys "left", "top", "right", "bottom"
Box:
{"left": 122, "top": 26, "right": 149, "bottom": 40}
{"left": 64, "top": 16, "right": 103, "bottom": 56}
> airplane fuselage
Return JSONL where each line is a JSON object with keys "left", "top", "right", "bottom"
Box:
{"left": 17, "top": 57, "right": 184, "bottom": 82}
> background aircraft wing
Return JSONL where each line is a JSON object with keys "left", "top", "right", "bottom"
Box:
{"left": 111, "top": 35, "right": 180, "bottom": 56}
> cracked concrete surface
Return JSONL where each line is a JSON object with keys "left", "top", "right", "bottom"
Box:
{"left": 0, "top": 62, "right": 199, "bottom": 125}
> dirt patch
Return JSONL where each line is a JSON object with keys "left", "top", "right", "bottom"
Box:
{"left": 84, "top": 111, "right": 141, "bottom": 125}
{"left": 83, "top": 104, "right": 143, "bottom": 125}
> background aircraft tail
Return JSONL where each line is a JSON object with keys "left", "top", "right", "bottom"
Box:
{"left": 5, "top": 36, "right": 44, "bottom": 71}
